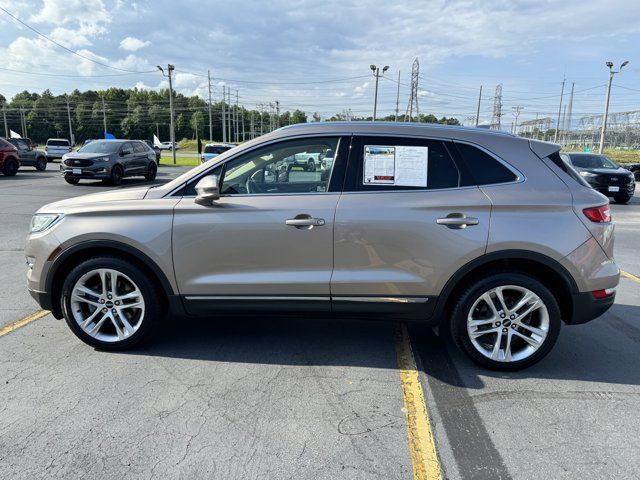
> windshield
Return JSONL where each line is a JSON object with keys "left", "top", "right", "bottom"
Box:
{"left": 47, "top": 140, "right": 69, "bottom": 146}
{"left": 569, "top": 154, "right": 619, "bottom": 169}
{"left": 78, "top": 141, "right": 121, "bottom": 154}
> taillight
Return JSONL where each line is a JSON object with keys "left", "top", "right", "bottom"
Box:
{"left": 583, "top": 205, "right": 611, "bottom": 223}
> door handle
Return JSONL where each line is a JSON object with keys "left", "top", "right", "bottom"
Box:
{"left": 285, "top": 216, "right": 325, "bottom": 227}
{"left": 436, "top": 213, "right": 479, "bottom": 229}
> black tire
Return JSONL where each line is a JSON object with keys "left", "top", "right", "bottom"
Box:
{"left": 2, "top": 157, "right": 19, "bottom": 176}
{"left": 35, "top": 156, "right": 48, "bottom": 171}
{"left": 634, "top": 170, "right": 640, "bottom": 182}
{"left": 145, "top": 161, "right": 157, "bottom": 181}
{"left": 450, "top": 272, "right": 561, "bottom": 371}
{"left": 65, "top": 177, "right": 80, "bottom": 185}
{"left": 61, "top": 256, "right": 162, "bottom": 350}
{"left": 613, "top": 193, "right": 631, "bottom": 204}
{"left": 307, "top": 159, "right": 316, "bottom": 172}
{"left": 110, "top": 164, "right": 124, "bottom": 185}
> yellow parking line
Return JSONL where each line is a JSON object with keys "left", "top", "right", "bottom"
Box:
{"left": 394, "top": 323, "right": 442, "bottom": 480}
{"left": 621, "top": 270, "right": 640, "bottom": 284}
{"left": 0, "top": 310, "right": 49, "bottom": 338}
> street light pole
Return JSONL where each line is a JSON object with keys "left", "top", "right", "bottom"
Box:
{"left": 370, "top": 64, "right": 389, "bottom": 121}
{"left": 157, "top": 64, "right": 176, "bottom": 164}
{"left": 599, "top": 60, "right": 629, "bottom": 154}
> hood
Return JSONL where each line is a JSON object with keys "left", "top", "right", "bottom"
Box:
{"left": 578, "top": 166, "right": 632, "bottom": 175}
{"left": 39, "top": 186, "right": 150, "bottom": 213}
{"left": 63, "top": 152, "right": 114, "bottom": 160}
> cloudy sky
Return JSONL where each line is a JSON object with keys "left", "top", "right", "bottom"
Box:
{"left": 0, "top": 0, "right": 639, "bottom": 124}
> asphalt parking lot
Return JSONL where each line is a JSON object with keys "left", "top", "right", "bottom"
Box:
{"left": 1, "top": 163, "right": 639, "bottom": 479}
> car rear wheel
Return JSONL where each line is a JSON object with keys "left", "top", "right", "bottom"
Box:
{"left": 35, "top": 156, "right": 48, "bottom": 171}
{"left": 450, "top": 272, "right": 561, "bottom": 371}
{"left": 65, "top": 177, "right": 80, "bottom": 185}
{"left": 613, "top": 193, "right": 631, "bottom": 204}
{"left": 2, "top": 158, "right": 18, "bottom": 176}
{"left": 61, "top": 256, "right": 161, "bottom": 350}
{"left": 145, "top": 162, "right": 157, "bottom": 181}
{"left": 110, "top": 165, "right": 124, "bottom": 185}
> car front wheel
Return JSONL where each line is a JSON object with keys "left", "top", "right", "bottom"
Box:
{"left": 613, "top": 193, "right": 631, "bottom": 204}
{"left": 61, "top": 256, "right": 161, "bottom": 350}
{"left": 450, "top": 272, "right": 561, "bottom": 371}
{"left": 110, "top": 165, "right": 124, "bottom": 185}
{"left": 35, "top": 156, "right": 48, "bottom": 171}
{"left": 145, "top": 162, "right": 157, "bottom": 181}
{"left": 2, "top": 158, "right": 19, "bottom": 176}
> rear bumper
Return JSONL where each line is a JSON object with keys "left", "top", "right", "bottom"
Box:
{"left": 567, "top": 291, "right": 615, "bottom": 325}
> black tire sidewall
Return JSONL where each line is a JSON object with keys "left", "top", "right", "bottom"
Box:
{"left": 111, "top": 165, "right": 123, "bottom": 185}
{"left": 613, "top": 194, "right": 630, "bottom": 204}
{"left": 36, "top": 157, "right": 47, "bottom": 171}
{"left": 65, "top": 177, "right": 80, "bottom": 184}
{"left": 146, "top": 162, "right": 157, "bottom": 181}
{"left": 3, "top": 158, "right": 18, "bottom": 176}
{"left": 450, "top": 272, "right": 561, "bottom": 371}
{"left": 61, "top": 256, "right": 161, "bottom": 350}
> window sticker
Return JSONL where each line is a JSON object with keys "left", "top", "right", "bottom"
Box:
{"left": 364, "top": 145, "right": 395, "bottom": 184}
{"left": 363, "top": 145, "right": 429, "bottom": 187}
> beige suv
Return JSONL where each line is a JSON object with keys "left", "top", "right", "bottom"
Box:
{"left": 25, "top": 123, "right": 619, "bottom": 370}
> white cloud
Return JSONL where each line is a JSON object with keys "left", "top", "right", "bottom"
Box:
{"left": 119, "top": 36, "right": 151, "bottom": 52}
{"left": 30, "top": 0, "right": 109, "bottom": 26}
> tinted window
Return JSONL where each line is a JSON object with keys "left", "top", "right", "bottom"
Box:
{"left": 568, "top": 154, "right": 618, "bottom": 169}
{"left": 350, "top": 137, "right": 461, "bottom": 191}
{"left": 78, "top": 141, "right": 120, "bottom": 154}
{"left": 133, "top": 142, "right": 147, "bottom": 153}
{"left": 549, "top": 151, "right": 590, "bottom": 187}
{"left": 47, "top": 139, "right": 69, "bottom": 146}
{"left": 455, "top": 143, "right": 517, "bottom": 185}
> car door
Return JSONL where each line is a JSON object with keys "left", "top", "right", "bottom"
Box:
{"left": 119, "top": 142, "right": 135, "bottom": 173}
{"left": 132, "top": 141, "right": 149, "bottom": 172}
{"left": 15, "top": 139, "right": 34, "bottom": 164}
{"left": 172, "top": 135, "right": 349, "bottom": 315}
{"left": 331, "top": 135, "right": 492, "bottom": 315}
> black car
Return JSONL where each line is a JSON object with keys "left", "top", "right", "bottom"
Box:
{"left": 143, "top": 140, "right": 162, "bottom": 163}
{"left": 60, "top": 139, "right": 158, "bottom": 186}
{"left": 560, "top": 152, "right": 635, "bottom": 204}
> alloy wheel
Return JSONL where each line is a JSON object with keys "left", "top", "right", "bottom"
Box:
{"left": 69, "top": 268, "right": 145, "bottom": 343}
{"left": 466, "top": 285, "right": 549, "bottom": 363}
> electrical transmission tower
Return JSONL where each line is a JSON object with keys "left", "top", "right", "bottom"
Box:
{"left": 490, "top": 84, "right": 503, "bottom": 130}
{"left": 405, "top": 58, "right": 420, "bottom": 122}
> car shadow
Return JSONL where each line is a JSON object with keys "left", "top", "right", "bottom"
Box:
{"left": 121, "top": 302, "right": 640, "bottom": 387}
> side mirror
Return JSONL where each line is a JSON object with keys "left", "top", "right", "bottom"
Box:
{"left": 194, "top": 175, "right": 220, "bottom": 206}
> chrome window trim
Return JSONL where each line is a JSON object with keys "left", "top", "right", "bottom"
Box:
{"left": 333, "top": 296, "right": 429, "bottom": 303}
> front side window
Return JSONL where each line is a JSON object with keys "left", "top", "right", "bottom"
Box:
{"left": 219, "top": 137, "right": 339, "bottom": 195}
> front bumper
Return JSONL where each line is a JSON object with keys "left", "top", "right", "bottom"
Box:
{"left": 568, "top": 291, "right": 616, "bottom": 324}
{"left": 587, "top": 180, "right": 635, "bottom": 197}
{"left": 60, "top": 163, "right": 111, "bottom": 179}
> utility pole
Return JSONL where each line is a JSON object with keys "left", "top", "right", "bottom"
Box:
{"left": 370, "top": 64, "right": 389, "bottom": 121}
{"left": 554, "top": 76, "right": 565, "bottom": 143}
{"left": 227, "top": 89, "right": 232, "bottom": 142}
{"left": 66, "top": 95, "right": 74, "bottom": 145}
{"left": 260, "top": 104, "right": 264, "bottom": 135}
{"left": 599, "top": 60, "right": 629, "bottom": 153}
{"left": 512, "top": 105, "right": 523, "bottom": 134}
{"left": 235, "top": 90, "right": 239, "bottom": 143}
{"left": 241, "top": 108, "right": 245, "bottom": 141}
{"left": 2, "top": 103, "right": 7, "bottom": 137}
{"left": 101, "top": 95, "right": 107, "bottom": 136}
{"left": 222, "top": 86, "right": 227, "bottom": 142}
{"left": 475, "top": 85, "right": 483, "bottom": 127}
{"left": 207, "top": 70, "right": 213, "bottom": 141}
{"left": 156, "top": 123, "right": 159, "bottom": 139}
{"left": 395, "top": 71, "right": 400, "bottom": 121}
{"left": 157, "top": 64, "right": 176, "bottom": 164}
{"left": 250, "top": 111, "right": 254, "bottom": 139}
{"left": 275, "top": 100, "right": 280, "bottom": 128}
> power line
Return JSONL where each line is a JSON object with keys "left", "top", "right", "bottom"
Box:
{"left": 0, "top": 6, "right": 147, "bottom": 74}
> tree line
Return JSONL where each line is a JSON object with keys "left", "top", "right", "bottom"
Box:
{"left": 0, "top": 88, "right": 459, "bottom": 145}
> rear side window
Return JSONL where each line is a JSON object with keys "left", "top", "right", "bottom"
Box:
{"left": 133, "top": 142, "right": 147, "bottom": 153}
{"left": 548, "top": 151, "right": 590, "bottom": 187}
{"left": 349, "top": 137, "right": 462, "bottom": 191}
{"left": 454, "top": 143, "right": 517, "bottom": 185}
{"left": 47, "top": 139, "right": 69, "bottom": 146}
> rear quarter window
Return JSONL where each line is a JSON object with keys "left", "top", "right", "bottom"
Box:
{"left": 454, "top": 143, "right": 517, "bottom": 185}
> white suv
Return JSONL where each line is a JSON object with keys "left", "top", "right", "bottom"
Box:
{"left": 45, "top": 138, "right": 71, "bottom": 160}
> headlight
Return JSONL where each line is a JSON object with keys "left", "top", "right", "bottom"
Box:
{"left": 30, "top": 214, "right": 63, "bottom": 233}
{"left": 579, "top": 171, "right": 597, "bottom": 178}
{"left": 95, "top": 156, "right": 110, "bottom": 162}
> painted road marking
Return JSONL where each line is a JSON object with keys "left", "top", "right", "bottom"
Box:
{"left": 621, "top": 270, "right": 640, "bottom": 284}
{"left": 0, "top": 310, "right": 49, "bottom": 338}
{"left": 395, "top": 323, "right": 442, "bottom": 480}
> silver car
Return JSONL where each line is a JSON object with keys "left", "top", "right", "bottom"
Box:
{"left": 25, "top": 123, "right": 619, "bottom": 370}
